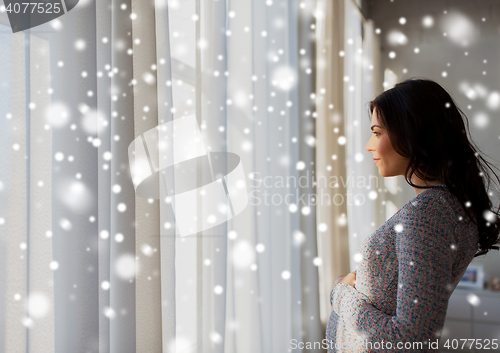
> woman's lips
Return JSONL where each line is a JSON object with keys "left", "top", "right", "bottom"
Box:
{"left": 373, "top": 159, "right": 380, "bottom": 164}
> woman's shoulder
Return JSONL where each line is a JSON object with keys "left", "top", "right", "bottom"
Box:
{"left": 391, "top": 187, "right": 479, "bottom": 263}
{"left": 391, "top": 187, "right": 469, "bottom": 232}
{"left": 400, "top": 186, "right": 458, "bottom": 216}
{"left": 394, "top": 187, "right": 478, "bottom": 242}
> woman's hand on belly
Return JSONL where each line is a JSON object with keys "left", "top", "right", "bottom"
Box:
{"left": 338, "top": 270, "right": 357, "bottom": 287}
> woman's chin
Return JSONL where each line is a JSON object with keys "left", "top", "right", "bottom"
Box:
{"left": 377, "top": 168, "right": 387, "bottom": 177}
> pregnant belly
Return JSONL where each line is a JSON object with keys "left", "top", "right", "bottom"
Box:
{"left": 326, "top": 309, "right": 368, "bottom": 352}
{"left": 355, "top": 268, "right": 398, "bottom": 316}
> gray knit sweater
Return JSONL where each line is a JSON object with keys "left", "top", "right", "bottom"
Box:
{"left": 326, "top": 186, "right": 479, "bottom": 352}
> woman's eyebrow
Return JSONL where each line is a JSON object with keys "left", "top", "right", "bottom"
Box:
{"left": 370, "top": 125, "right": 383, "bottom": 130}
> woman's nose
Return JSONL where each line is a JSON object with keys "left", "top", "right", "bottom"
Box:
{"left": 365, "top": 135, "right": 375, "bottom": 152}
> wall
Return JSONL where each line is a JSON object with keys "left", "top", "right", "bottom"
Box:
{"left": 366, "top": 0, "right": 500, "bottom": 282}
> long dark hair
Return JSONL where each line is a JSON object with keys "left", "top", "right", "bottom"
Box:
{"left": 369, "top": 78, "right": 500, "bottom": 257}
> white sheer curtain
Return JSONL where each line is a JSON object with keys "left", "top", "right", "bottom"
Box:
{"left": 315, "top": 0, "right": 350, "bottom": 327}
{"left": 343, "top": 0, "right": 385, "bottom": 271}
{"left": 0, "top": 0, "right": 322, "bottom": 352}
{"left": 315, "top": 0, "right": 383, "bottom": 325}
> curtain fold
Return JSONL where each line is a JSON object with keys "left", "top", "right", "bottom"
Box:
{"left": 355, "top": 17, "right": 385, "bottom": 259}
{"left": 96, "top": 0, "right": 112, "bottom": 351}
{"left": 153, "top": 2, "right": 177, "bottom": 352}
{"left": 130, "top": 0, "right": 163, "bottom": 351}
{"left": 3, "top": 30, "right": 30, "bottom": 353}
{"left": 109, "top": 0, "right": 136, "bottom": 351}
{"left": 43, "top": 2, "right": 101, "bottom": 351}
{"left": 344, "top": 0, "right": 385, "bottom": 271}
{"left": 297, "top": 1, "right": 323, "bottom": 349}
{"left": 315, "top": 0, "right": 350, "bottom": 326}
{"left": 28, "top": 33, "right": 55, "bottom": 353}
{"left": 200, "top": 1, "right": 229, "bottom": 352}
{"left": 343, "top": 0, "right": 368, "bottom": 271}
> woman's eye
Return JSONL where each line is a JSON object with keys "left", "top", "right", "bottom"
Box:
{"left": 373, "top": 132, "right": 380, "bottom": 136}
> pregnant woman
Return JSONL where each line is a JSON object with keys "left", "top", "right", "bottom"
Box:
{"left": 326, "top": 79, "right": 500, "bottom": 352}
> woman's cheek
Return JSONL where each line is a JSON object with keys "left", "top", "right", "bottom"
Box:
{"left": 377, "top": 136, "right": 389, "bottom": 155}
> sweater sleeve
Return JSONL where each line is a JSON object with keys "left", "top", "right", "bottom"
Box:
{"left": 331, "top": 196, "right": 455, "bottom": 351}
